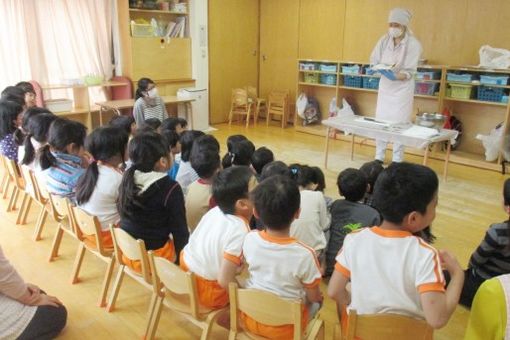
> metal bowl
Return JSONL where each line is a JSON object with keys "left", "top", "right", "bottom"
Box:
{"left": 415, "top": 112, "right": 447, "bottom": 131}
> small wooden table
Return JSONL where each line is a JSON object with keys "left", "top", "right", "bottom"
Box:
{"left": 96, "top": 96, "right": 195, "bottom": 127}
{"left": 322, "top": 116, "right": 459, "bottom": 181}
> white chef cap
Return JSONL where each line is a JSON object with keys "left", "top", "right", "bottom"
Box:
{"left": 388, "top": 8, "right": 412, "bottom": 26}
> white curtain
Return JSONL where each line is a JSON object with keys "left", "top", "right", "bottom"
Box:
{"left": 0, "top": 0, "right": 114, "bottom": 101}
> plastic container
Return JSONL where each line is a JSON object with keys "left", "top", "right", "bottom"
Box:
{"left": 477, "top": 86, "right": 505, "bottom": 102}
{"left": 320, "top": 74, "right": 337, "bottom": 85}
{"left": 304, "top": 72, "right": 319, "bottom": 84}
{"left": 416, "top": 71, "right": 440, "bottom": 80}
{"left": 44, "top": 99, "right": 73, "bottom": 113}
{"left": 344, "top": 75, "right": 362, "bottom": 88}
{"left": 502, "top": 95, "right": 509, "bottom": 103}
{"left": 299, "top": 62, "right": 318, "bottom": 71}
{"left": 130, "top": 21, "right": 155, "bottom": 37}
{"left": 362, "top": 77, "right": 380, "bottom": 90}
{"left": 480, "top": 75, "right": 509, "bottom": 86}
{"left": 319, "top": 64, "right": 337, "bottom": 72}
{"left": 83, "top": 75, "right": 103, "bottom": 86}
{"left": 447, "top": 73, "right": 473, "bottom": 83}
{"left": 415, "top": 82, "right": 438, "bottom": 96}
{"left": 341, "top": 65, "right": 361, "bottom": 75}
{"left": 449, "top": 84, "right": 473, "bottom": 99}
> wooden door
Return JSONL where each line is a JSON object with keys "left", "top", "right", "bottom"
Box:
{"left": 259, "top": 0, "right": 299, "bottom": 108}
{"left": 208, "top": 0, "right": 259, "bottom": 124}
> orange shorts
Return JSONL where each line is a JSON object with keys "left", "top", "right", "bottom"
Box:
{"left": 122, "top": 240, "right": 175, "bottom": 274}
{"left": 83, "top": 230, "right": 114, "bottom": 250}
{"left": 240, "top": 305, "right": 309, "bottom": 339}
{"left": 179, "top": 251, "right": 229, "bottom": 309}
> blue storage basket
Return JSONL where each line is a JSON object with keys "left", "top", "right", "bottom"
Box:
{"left": 319, "top": 64, "right": 337, "bottom": 72}
{"left": 480, "top": 75, "right": 509, "bottom": 86}
{"left": 447, "top": 73, "right": 473, "bottom": 83}
{"left": 299, "top": 62, "right": 318, "bottom": 71}
{"left": 320, "top": 74, "right": 337, "bottom": 85}
{"left": 342, "top": 65, "right": 361, "bottom": 75}
{"left": 344, "top": 75, "right": 362, "bottom": 88}
{"left": 362, "top": 77, "right": 380, "bottom": 89}
{"left": 477, "top": 86, "right": 505, "bottom": 102}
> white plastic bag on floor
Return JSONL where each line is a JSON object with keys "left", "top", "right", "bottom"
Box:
{"left": 479, "top": 45, "right": 510, "bottom": 69}
{"left": 336, "top": 98, "right": 355, "bottom": 118}
{"left": 476, "top": 123, "right": 504, "bottom": 162}
{"left": 296, "top": 92, "right": 308, "bottom": 119}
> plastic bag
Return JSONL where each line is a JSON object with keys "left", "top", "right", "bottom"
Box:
{"left": 303, "top": 97, "right": 320, "bottom": 126}
{"left": 476, "top": 123, "right": 504, "bottom": 162}
{"left": 329, "top": 97, "right": 338, "bottom": 117}
{"left": 336, "top": 98, "right": 355, "bottom": 118}
{"left": 479, "top": 45, "right": 510, "bottom": 69}
{"left": 296, "top": 92, "right": 308, "bottom": 119}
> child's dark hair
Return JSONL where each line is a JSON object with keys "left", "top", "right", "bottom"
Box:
{"left": 135, "top": 78, "right": 155, "bottom": 100}
{"left": 177, "top": 118, "right": 188, "bottom": 129}
{"left": 337, "top": 168, "right": 367, "bottom": 202}
{"left": 21, "top": 114, "right": 57, "bottom": 166}
{"left": 76, "top": 127, "right": 129, "bottom": 205}
{"left": 0, "top": 100, "right": 23, "bottom": 139}
{"left": 260, "top": 161, "right": 291, "bottom": 181}
{"left": 15, "top": 107, "right": 52, "bottom": 145}
{"left": 180, "top": 130, "right": 205, "bottom": 162}
{"left": 359, "top": 160, "right": 384, "bottom": 194}
{"left": 251, "top": 147, "right": 274, "bottom": 175}
{"left": 311, "top": 166, "right": 326, "bottom": 192}
{"left": 161, "top": 117, "right": 180, "bottom": 132}
{"left": 251, "top": 175, "right": 300, "bottom": 230}
{"left": 289, "top": 164, "right": 316, "bottom": 188}
{"left": 109, "top": 115, "right": 135, "bottom": 135}
{"left": 1, "top": 86, "right": 25, "bottom": 107}
{"left": 117, "top": 132, "right": 169, "bottom": 220}
{"left": 38, "top": 118, "right": 87, "bottom": 170}
{"left": 223, "top": 139, "right": 255, "bottom": 168}
{"left": 160, "top": 129, "right": 180, "bottom": 150}
{"left": 143, "top": 118, "right": 161, "bottom": 130}
{"left": 503, "top": 178, "right": 510, "bottom": 250}
{"left": 212, "top": 166, "right": 253, "bottom": 215}
{"left": 15, "top": 82, "right": 35, "bottom": 95}
{"left": 221, "top": 134, "right": 248, "bottom": 169}
{"left": 190, "top": 135, "right": 220, "bottom": 179}
{"left": 373, "top": 162, "right": 438, "bottom": 224}
{"left": 416, "top": 226, "right": 436, "bottom": 244}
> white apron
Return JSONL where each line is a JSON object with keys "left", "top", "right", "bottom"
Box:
{"left": 375, "top": 39, "right": 415, "bottom": 123}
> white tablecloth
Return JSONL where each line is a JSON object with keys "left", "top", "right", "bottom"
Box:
{"left": 322, "top": 115, "right": 459, "bottom": 149}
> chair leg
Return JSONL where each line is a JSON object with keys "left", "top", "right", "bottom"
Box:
{"left": 146, "top": 294, "right": 164, "bottom": 340}
{"left": 0, "top": 172, "right": 7, "bottom": 194}
{"left": 2, "top": 178, "right": 10, "bottom": 199}
{"left": 15, "top": 192, "right": 28, "bottom": 224}
{"left": 245, "top": 107, "right": 251, "bottom": 128}
{"left": 144, "top": 292, "right": 159, "bottom": 339}
{"left": 70, "top": 243, "right": 86, "bottom": 284}
{"left": 48, "top": 225, "right": 64, "bottom": 262}
{"left": 33, "top": 208, "right": 48, "bottom": 241}
{"left": 20, "top": 197, "right": 32, "bottom": 225}
{"left": 106, "top": 265, "right": 125, "bottom": 312}
{"left": 6, "top": 186, "right": 17, "bottom": 212}
{"left": 201, "top": 309, "right": 223, "bottom": 340}
{"left": 98, "top": 256, "right": 116, "bottom": 307}
{"left": 266, "top": 111, "right": 270, "bottom": 126}
{"left": 228, "top": 108, "right": 234, "bottom": 126}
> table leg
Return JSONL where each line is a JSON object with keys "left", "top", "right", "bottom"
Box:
{"left": 186, "top": 102, "right": 194, "bottom": 130}
{"left": 423, "top": 145, "right": 429, "bottom": 166}
{"left": 350, "top": 134, "right": 355, "bottom": 161}
{"left": 443, "top": 140, "right": 451, "bottom": 182}
{"left": 99, "top": 106, "right": 104, "bottom": 126}
{"left": 324, "top": 127, "right": 331, "bottom": 168}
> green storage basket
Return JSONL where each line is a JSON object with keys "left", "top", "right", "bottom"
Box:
{"left": 449, "top": 84, "right": 473, "bottom": 99}
{"left": 304, "top": 72, "right": 319, "bottom": 84}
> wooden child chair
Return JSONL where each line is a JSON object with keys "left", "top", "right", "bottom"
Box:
{"left": 344, "top": 310, "right": 433, "bottom": 340}
{"left": 228, "top": 283, "right": 324, "bottom": 340}
{"left": 0, "top": 154, "right": 11, "bottom": 198}
{"left": 267, "top": 90, "right": 290, "bottom": 128}
{"left": 246, "top": 86, "right": 266, "bottom": 125}
{"left": 144, "top": 251, "right": 226, "bottom": 340}
{"left": 4, "top": 158, "right": 23, "bottom": 214}
{"left": 69, "top": 206, "right": 116, "bottom": 307}
{"left": 19, "top": 166, "right": 50, "bottom": 240}
{"left": 106, "top": 226, "right": 152, "bottom": 313}
{"left": 228, "top": 88, "right": 252, "bottom": 128}
{"left": 47, "top": 195, "right": 78, "bottom": 262}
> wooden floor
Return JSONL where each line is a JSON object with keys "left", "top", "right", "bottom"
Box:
{"left": 1, "top": 121, "right": 506, "bottom": 339}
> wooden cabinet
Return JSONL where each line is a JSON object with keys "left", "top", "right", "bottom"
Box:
{"left": 295, "top": 60, "right": 510, "bottom": 172}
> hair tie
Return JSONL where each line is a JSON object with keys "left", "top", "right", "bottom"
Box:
{"left": 229, "top": 152, "right": 235, "bottom": 163}
{"left": 291, "top": 167, "right": 298, "bottom": 175}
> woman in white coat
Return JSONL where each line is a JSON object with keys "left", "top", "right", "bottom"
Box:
{"left": 370, "top": 8, "right": 422, "bottom": 163}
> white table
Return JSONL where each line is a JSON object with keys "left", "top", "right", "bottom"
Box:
{"left": 322, "top": 116, "right": 459, "bottom": 181}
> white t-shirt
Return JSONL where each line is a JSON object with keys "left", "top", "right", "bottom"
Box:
{"left": 243, "top": 230, "right": 322, "bottom": 301}
{"left": 175, "top": 161, "right": 199, "bottom": 196}
{"left": 290, "top": 190, "right": 330, "bottom": 251}
{"left": 78, "top": 164, "right": 123, "bottom": 231}
{"left": 335, "top": 227, "right": 445, "bottom": 319}
{"left": 182, "top": 206, "right": 249, "bottom": 280}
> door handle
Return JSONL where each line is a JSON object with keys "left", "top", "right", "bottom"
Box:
{"left": 262, "top": 54, "right": 267, "bottom": 62}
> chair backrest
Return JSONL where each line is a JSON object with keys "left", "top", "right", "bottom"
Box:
{"left": 232, "top": 88, "right": 249, "bottom": 107}
{"left": 48, "top": 193, "right": 69, "bottom": 221}
{"left": 246, "top": 86, "right": 258, "bottom": 100}
{"left": 5, "top": 159, "right": 24, "bottom": 189}
{"left": 346, "top": 310, "right": 433, "bottom": 340}
{"left": 72, "top": 206, "right": 109, "bottom": 255}
{"left": 268, "top": 90, "right": 289, "bottom": 111}
{"left": 148, "top": 251, "right": 200, "bottom": 318}
{"left": 229, "top": 282, "right": 303, "bottom": 340}
{"left": 111, "top": 76, "right": 133, "bottom": 100}
{"left": 29, "top": 80, "right": 44, "bottom": 107}
{"left": 19, "top": 165, "right": 41, "bottom": 201}
{"left": 109, "top": 225, "right": 151, "bottom": 283}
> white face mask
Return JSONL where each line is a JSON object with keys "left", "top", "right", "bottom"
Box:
{"left": 147, "top": 88, "right": 158, "bottom": 98}
{"left": 388, "top": 27, "right": 403, "bottom": 38}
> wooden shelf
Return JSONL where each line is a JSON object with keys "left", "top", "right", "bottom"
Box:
{"left": 299, "top": 70, "right": 337, "bottom": 75}
{"left": 416, "top": 79, "right": 441, "bottom": 83}
{"left": 448, "top": 66, "right": 510, "bottom": 74}
{"left": 298, "top": 82, "right": 337, "bottom": 89}
{"left": 443, "top": 97, "right": 508, "bottom": 107}
{"left": 41, "top": 81, "right": 126, "bottom": 90}
{"left": 415, "top": 94, "right": 439, "bottom": 99}
{"left": 447, "top": 81, "right": 510, "bottom": 89}
{"left": 338, "top": 85, "right": 377, "bottom": 93}
{"left": 129, "top": 8, "right": 188, "bottom": 15}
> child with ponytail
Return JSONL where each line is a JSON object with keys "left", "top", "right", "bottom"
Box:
{"left": 17, "top": 107, "right": 53, "bottom": 164}
{"left": 20, "top": 113, "right": 56, "bottom": 170}
{"left": 118, "top": 132, "right": 189, "bottom": 271}
{"left": 38, "top": 118, "right": 87, "bottom": 199}
{"left": 76, "top": 127, "right": 129, "bottom": 248}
